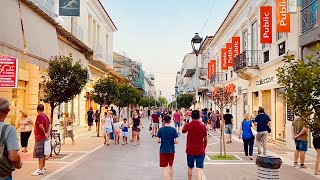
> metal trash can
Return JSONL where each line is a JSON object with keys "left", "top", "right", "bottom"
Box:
{"left": 256, "top": 156, "right": 282, "bottom": 180}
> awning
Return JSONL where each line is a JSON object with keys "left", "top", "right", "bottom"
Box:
{"left": 58, "top": 40, "right": 93, "bottom": 82}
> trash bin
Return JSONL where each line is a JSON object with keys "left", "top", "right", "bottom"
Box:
{"left": 256, "top": 156, "right": 282, "bottom": 180}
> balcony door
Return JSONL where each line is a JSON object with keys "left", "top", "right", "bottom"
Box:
{"left": 251, "top": 21, "right": 258, "bottom": 66}
{"left": 242, "top": 30, "right": 248, "bottom": 52}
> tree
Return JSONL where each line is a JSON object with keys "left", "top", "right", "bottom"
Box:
{"left": 115, "top": 83, "right": 141, "bottom": 119}
{"left": 158, "top": 96, "right": 168, "bottom": 107}
{"left": 211, "top": 84, "right": 236, "bottom": 157}
{"left": 139, "top": 96, "right": 155, "bottom": 108}
{"left": 176, "top": 94, "right": 194, "bottom": 109}
{"left": 277, "top": 51, "right": 320, "bottom": 129}
{"left": 42, "top": 55, "right": 88, "bottom": 126}
{"left": 89, "top": 77, "right": 119, "bottom": 136}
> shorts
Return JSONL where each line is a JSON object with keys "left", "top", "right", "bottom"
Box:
{"left": 132, "top": 127, "right": 141, "bottom": 132}
{"left": 114, "top": 130, "right": 120, "bottom": 136}
{"left": 187, "top": 155, "right": 205, "bottom": 169}
{"left": 88, "top": 121, "right": 93, "bottom": 126}
{"left": 202, "top": 120, "right": 208, "bottom": 124}
{"left": 295, "top": 140, "right": 308, "bottom": 151}
{"left": 104, "top": 128, "right": 113, "bottom": 133}
{"left": 225, "top": 124, "right": 232, "bottom": 134}
{"left": 33, "top": 140, "right": 45, "bottom": 158}
{"left": 174, "top": 122, "right": 181, "bottom": 127}
{"left": 313, "top": 137, "right": 320, "bottom": 149}
{"left": 153, "top": 123, "right": 159, "bottom": 128}
{"left": 160, "top": 153, "right": 175, "bottom": 167}
{"left": 122, "top": 132, "right": 128, "bottom": 137}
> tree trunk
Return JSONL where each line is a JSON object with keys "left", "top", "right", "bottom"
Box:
{"left": 97, "top": 105, "right": 102, "bottom": 137}
{"left": 220, "top": 126, "right": 223, "bottom": 156}
{"left": 50, "top": 102, "right": 56, "bottom": 137}
{"left": 221, "top": 110, "right": 227, "bottom": 157}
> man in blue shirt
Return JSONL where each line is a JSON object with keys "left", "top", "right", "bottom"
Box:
{"left": 157, "top": 115, "right": 179, "bottom": 180}
{"left": 254, "top": 107, "right": 271, "bottom": 155}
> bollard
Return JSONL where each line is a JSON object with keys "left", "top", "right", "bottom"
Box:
{"left": 256, "top": 156, "right": 282, "bottom": 180}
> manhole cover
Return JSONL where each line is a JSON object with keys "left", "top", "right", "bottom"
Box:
{"left": 49, "top": 153, "right": 70, "bottom": 160}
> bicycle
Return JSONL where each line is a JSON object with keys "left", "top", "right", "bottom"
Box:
{"left": 45, "top": 129, "right": 61, "bottom": 160}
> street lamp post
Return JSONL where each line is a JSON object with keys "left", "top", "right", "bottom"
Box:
{"left": 191, "top": 33, "right": 203, "bottom": 109}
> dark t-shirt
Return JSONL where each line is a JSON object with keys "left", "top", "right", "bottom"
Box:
{"left": 157, "top": 126, "right": 179, "bottom": 153}
{"left": 182, "top": 121, "right": 207, "bottom": 156}
{"left": 255, "top": 114, "right": 271, "bottom": 132}
{"left": 34, "top": 113, "right": 50, "bottom": 141}
{"left": 152, "top": 114, "right": 160, "bottom": 123}
{"left": 147, "top": 109, "right": 151, "bottom": 116}
{"left": 87, "top": 110, "right": 94, "bottom": 122}
{"left": 223, "top": 114, "right": 233, "bottom": 125}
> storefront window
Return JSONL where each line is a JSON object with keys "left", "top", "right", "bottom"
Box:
{"left": 276, "top": 88, "right": 286, "bottom": 142}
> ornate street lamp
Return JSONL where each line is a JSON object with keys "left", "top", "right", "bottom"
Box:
{"left": 191, "top": 33, "right": 203, "bottom": 108}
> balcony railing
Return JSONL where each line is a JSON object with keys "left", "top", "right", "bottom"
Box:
{"left": 71, "top": 24, "right": 84, "bottom": 41}
{"left": 210, "top": 72, "right": 227, "bottom": 84}
{"left": 92, "top": 42, "right": 103, "bottom": 60}
{"left": 28, "top": 0, "right": 57, "bottom": 18}
{"left": 233, "top": 50, "right": 261, "bottom": 72}
{"left": 301, "top": 0, "right": 318, "bottom": 34}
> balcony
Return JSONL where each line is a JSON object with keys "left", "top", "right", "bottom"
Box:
{"left": 233, "top": 50, "right": 261, "bottom": 80}
{"left": 28, "top": 0, "right": 57, "bottom": 18}
{"left": 210, "top": 72, "right": 227, "bottom": 85}
{"left": 92, "top": 42, "right": 103, "bottom": 60}
{"left": 299, "top": 0, "right": 319, "bottom": 47}
{"left": 71, "top": 24, "right": 84, "bottom": 41}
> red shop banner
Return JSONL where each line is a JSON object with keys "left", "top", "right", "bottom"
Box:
{"left": 232, "top": 36, "right": 240, "bottom": 60}
{"left": 260, "top": 6, "right": 273, "bottom": 43}
{"left": 276, "top": 0, "right": 290, "bottom": 32}
{"left": 221, "top": 48, "right": 228, "bottom": 70}
{"left": 208, "top": 61, "right": 212, "bottom": 79}
{"left": 211, "top": 60, "right": 217, "bottom": 78}
{"left": 226, "top": 43, "right": 233, "bottom": 67}
{"left": 0, "top": 56, "right": 18, "bottom": 88}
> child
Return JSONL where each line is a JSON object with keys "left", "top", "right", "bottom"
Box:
{"left": 121, "top": 118, "right": 129, "bottom": 145}
{"left": 157, "top": 115, "right": 179, "bottom": 180}
{"left": 113, "top": 117, "right": 121, "bottom": 144}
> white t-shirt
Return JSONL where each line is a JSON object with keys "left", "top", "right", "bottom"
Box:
{"left": 104, "top": 116, "right": 113, "bottom": 129}
{"left": 113, "top": 122, "right": 120, "bottom": 131}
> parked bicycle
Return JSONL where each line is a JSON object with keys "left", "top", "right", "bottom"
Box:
{"left": 45, "top": 128, "right": 61, "bottom": 160}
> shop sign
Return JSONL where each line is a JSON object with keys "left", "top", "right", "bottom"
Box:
{"left": 256, "top": 75, "right": 277, "bottom": 87}
{"left": 276, "top": 0, "right": 291, "bottom": 32}
{"left": 208, "top": 61, "right": 212, "bottom": 79}
{"left": 232, "top": 37, "right": 240, "bottom": 60}
{"left": 211, "top": 60, "right": 217, "bottom": 78}
{"left": 288, "top": 0, "right": 297, "bottom": 13}
{"left": 287, "top": 107, "right": 294, "bottom": 121}
{"left": 59, "top": 0, "right": 80, "bottom": 16}
{"left": 226, "top": 43, "right": 233, "bottom": 67}
{"left": 221, "top": 48, "right": 228, "bottom": 70}
{"left": 0, "top": 56, "right": 18, "bottom": 88}
{"left": 260, "top": 6, "right": 273, "bottom": 43}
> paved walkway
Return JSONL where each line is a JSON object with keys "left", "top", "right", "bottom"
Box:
{"left": 12, "top": 118, "right": 320, "bottom": 180}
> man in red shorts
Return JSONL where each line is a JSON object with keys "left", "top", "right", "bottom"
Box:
{"left": 157, "top": 115, "right": 179, "bottom": 180}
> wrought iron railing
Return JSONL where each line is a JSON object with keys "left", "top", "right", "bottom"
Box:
{"left": 28, "top": 0, "right": 57, "bottom": 18}
{"left": 71, "top": 24, "right": 84, "bottom": 41}
{"left": 233, "top": 50, "right": 261, "bottom": 72}
{"left": 210, "top": 72, "right": 227, "bottom": 84}
{"left": 301, "top": 0, "right": 318, "bottom": 34}
{"left": 92, "top": 42, "right": 103, "bottom": 59}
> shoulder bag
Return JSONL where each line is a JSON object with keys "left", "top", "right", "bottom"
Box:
{"left": 0, "top": 125, "right": 15, "bottom": 177}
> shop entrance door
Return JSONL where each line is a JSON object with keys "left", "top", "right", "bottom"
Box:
{"left": 276, "top": 88, "right": 286, "bottom": 141}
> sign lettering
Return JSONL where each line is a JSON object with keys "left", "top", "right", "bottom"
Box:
{"left": 232, "top": 37, "right": 240, "bottom": 61}
{"left": 277, "top": 0, "right": 291, "bottom": 32}
{"left": 260, "top": 6, "right": 272, "bottom": 43}
{"left": 0, "top": 56, "right": 18, "bottom": 88}
{"left": 226, "top": 43, "right": 233, "bottom": 67}
{"left": 221, "top": 48, "right": 228, "bottom": 70}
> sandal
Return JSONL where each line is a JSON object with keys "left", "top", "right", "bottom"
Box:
{"left": 315, "top": 171, "right": 320, "bottom": 175}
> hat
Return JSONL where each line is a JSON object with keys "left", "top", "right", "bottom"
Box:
{"left": 191, "top": 110, "right": 200, "bottom": 120}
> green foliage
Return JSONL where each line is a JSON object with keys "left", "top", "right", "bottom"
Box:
{"left": 177, "top": 94, "right": 194, "bottom": 109}
{"left": 277, "top": 51, "right": 320, "bottom": 128}
{"left": 139, "top": 96, "right": 156, "bottom": 108}
{"left": 158, "top": 96, "right": 168, "bottom": 107}
{"left": 115, "top": 83, "right": 141, "bottom": 108}
{"left": 89, "top": 77, "right": 119, "bottom": 107}
{"left": 210, "top": 155, "right": 238, "bottom": 160}
{"left": 43, "top": 55, "right": 88, "bottom": 108}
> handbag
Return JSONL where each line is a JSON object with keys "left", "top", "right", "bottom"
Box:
{"left": 251, "top": 127, "right": 258, "bottom": 136}
{"left": 67, "top": 125, "right": 73, "bottom": 131}
{"left": 44, "top": 139, "right": 51, "bottom": 156}
{"left": 149, "top": 124, "right": 152, "bottom": 131}
{"left": 0, "top": 125, "right": 15, "bottom": 177}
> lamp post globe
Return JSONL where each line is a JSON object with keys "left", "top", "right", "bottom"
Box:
{"left": 191, "top": 33, "right": 203, "bottom": 109}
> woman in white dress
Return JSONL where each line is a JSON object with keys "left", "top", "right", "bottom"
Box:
{"left": 102, "top": 111, "right": 113, "bottom": 146}
{"left": 16, "top": 111, "right": 34, "bottom": 153}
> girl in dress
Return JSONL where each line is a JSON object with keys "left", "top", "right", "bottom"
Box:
{"left": 16, "top": 111, "right": 34, "bottom": 153}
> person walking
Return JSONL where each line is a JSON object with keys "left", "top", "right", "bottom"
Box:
{"left": 111, "top": 106, "right": 117, "bottom": 116}
{"left": 254, "top": 107, "right": 271, "bottom": 155}
{"left": 173, "top": 110, "right": 182, "bottom": 135}
{"left": 121, "top": 118, "right": 129, "bottom": 145}
{"left": 151, "top": 110, "right": 160, "bottom": 138}
{"left": 62, "top": 112, "right": 75, "bottom": 145}
{"left": 157, "top": 115, "right": 179, "bottom": 180}
{"left": 182, "top": 110, "right": 208, "bottom": 180}
{"left": 238, "top": 113, "right": 255, "bottom": 160}
{"left": 31, "top": 104, "right": 51, "bottom": 176}
{"left": 87, "top": 107, "right": 94, "bottom": 131}
{"left": 292, "top": 117, "right": 308, "bottom": 168}
{"left": 0, "top": 98, "right": 22, "bottom": 180}
{"left": 16, "top": 111, "right": 34, "bottom": 153}
{"left": 215, "top": 110, "right": 221, "bottom": 130}
{"left": 113, "top": 117, "right": 121, "bottom": 144}
{"left": 94, "top": 110, "right": 100, "bottom": 132}
{"left": 223, "top": 109, "right": 233, "bottom": 144}
{"left": 312, "top": 128, "right": 320, "bottom": 175}
{"left": 131, "top": 110, "right": 142, "bottom": 146}
{"left": 102, "top": 111, "right": 113, "bottom": 146}
{"left": 210, "top": 111, "right": 216, "bottom": 131}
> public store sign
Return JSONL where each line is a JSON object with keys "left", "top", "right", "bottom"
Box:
{"left": 256, "top": 75, "right": 277, "bottom": 87}
{"left": 260, "top": 6, "right": 273, "bottom": 43}
{"left": 0, "top": 56, "right": 18, "bottom": 88}
{"left": 226, "top": 43, "right": 233, "bottom": 67}
{"left": 208, "top": 60, "right": 217, "bottom": 80}
{"left": 232, "top": 36, "right": 240, "bottom": 62}
{"left": 288, "top": 0, "right": 297, "bottom": 13}
{"left": 221, "top": 48, "right": 228, "bottom": 70}
{"left": 276, "top": 0, "right": 291, "bottom": 32}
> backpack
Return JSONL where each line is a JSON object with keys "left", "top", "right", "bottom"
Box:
{"left": 0, "top": 125, "right": 15, "bottom": 177}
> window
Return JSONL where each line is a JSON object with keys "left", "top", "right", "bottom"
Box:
{"left": 276, "top": 32, "right": 287, "bottom": 41}
{"left": 230, "top": 70, "right": 233, "bottom": 78}
{"left": 251, "top": 21, "right": 258, "bottom": 50}
{"left": 225, "top": 73, "right": 228, "bottom": 81}
{"left": 278, "top": 41, "right": 286, "bottom": 56}
{"left": 301, "top": 0, "right": 318, "bottom": 34}
{"left": 242, "top": 30, "right": 248, "bottom": 52}
{"left": 262, "top": 43, "right": 270, "bottom": 49}
{"left": 264, "top": 50, "right": 270, "bottom": 63}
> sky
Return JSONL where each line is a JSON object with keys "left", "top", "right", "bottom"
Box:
{"left": 102, "top": 0, "right": 235, "bottom": 101}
